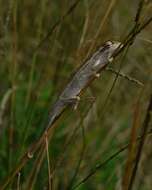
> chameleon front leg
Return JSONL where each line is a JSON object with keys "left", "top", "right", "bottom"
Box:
{"left": 92, "top": 52, "right": 114, "bottom": 78}
{"left": 60, "top": 95, "right": 81, "bottom": 110}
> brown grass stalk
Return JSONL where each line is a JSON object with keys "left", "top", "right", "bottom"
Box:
{"left": 128, "top": 93, "right": 152, "bottom": 190}
{"left": 122, "top": 90, "right": 143, "bottom": 190}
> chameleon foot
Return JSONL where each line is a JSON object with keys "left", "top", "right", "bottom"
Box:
{"left": 108, "top": 56, "right": 114, "bottom": 63}
{"left": 73, "top": 95, "right": 80, "bottom": 110}
{"left": 94, "top": 73, "right": 100, "bottom": 78}
{"left": 75, "top": 95, "right": 80, "bottom": 101}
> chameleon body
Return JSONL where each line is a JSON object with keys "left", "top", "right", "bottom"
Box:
{"left": 47, "top": 41, "right": 122, "bottom": 128}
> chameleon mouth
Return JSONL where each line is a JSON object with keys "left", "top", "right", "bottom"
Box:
{"left": 107, "top": 41, "right": 123, "bottom": 61}
{"left": 113, "top": 41, "right": 123, "bottom": 50}
{"left": 110, "top": 41, "right": 124, "bottom": 58}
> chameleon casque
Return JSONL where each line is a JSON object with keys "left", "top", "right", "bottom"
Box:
{"left": 47, "top": 41, "right": 122, "bottom": 128}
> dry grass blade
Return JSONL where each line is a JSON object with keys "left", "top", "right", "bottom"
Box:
{"left": 35, "top": 0, "right": 81, "bottom": 52}
{"left": 45, "top": 133, "right": 52, "bottom": 190}
{"left": 128, "top": 93, "right": 152, "bottom": 190}
{"left": 0, "top": 88, "right": 15, "bottom": 134}
{"left": 106, "top": 67, "right": 144, "bottom": 87}
{"left": 122, "top": 90, "right": 142, "bottom": 190}
{"left": 25, "top": 128, "right": 55, "bottom": 190}
{"left": 135, "top": 0, "right": 144, "bottom": 23}
{"left": 17, "top": 172, "right": 20, "bottom": 190}
{"left": 113, "top": 14, "right": 152, "bottom": 58}
{"left": 25, "top": 145, "right": 46, "bottom": 190}
{"left": 66, "top": 122, "right": 86, "bottom": 190}
{"left": 86, "top": 0, "right": 118, "bottom": 56}
{"left": 77, "top": 0, "right": 89, "bottom": 51}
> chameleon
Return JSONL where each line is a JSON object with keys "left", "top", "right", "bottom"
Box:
{"left": 46, "top": 41, "right": 122, "bottom": 128}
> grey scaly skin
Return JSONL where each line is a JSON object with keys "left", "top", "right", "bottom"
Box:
{"left": 47, "top": 41, "right": 122, "bottom": 128}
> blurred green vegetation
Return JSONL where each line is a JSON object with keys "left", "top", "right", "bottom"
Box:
{"left": 0, "top": 0, "right": 152, "bottom": 189}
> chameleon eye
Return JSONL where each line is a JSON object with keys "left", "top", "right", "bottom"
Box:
{"left": 99, "top": 40, "right": 114, "bottom": 53}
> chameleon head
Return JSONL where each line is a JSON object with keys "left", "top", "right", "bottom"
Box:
{"left": 104, "top": 41, "right": 123, "bottom": 62}
{"left": 92, "top": 40, "right": 123, "bottom": 69}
